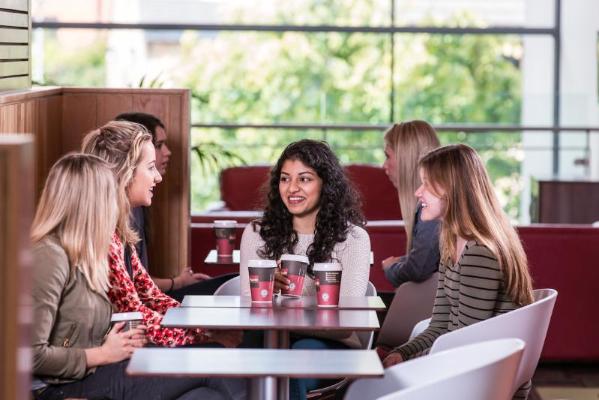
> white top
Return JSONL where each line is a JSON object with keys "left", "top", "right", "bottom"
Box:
{"left": 240, "top": 223, "right": 371, "bottom": 299}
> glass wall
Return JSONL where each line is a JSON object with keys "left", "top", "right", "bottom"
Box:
{"left": 32, "top": 0, "right": 563, "bottom": 218}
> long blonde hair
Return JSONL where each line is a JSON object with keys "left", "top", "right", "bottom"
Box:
{"left": 31, "top": 153, "right": 118, "bottom": 293}
{"left": 419, "top": 144, "right": 533, "bottom": 306}
{"left": 384, "top": 120, "right": 440, "bottom": 251}
{"left": 81, "top": 121, "right": 152, "bottom": 246}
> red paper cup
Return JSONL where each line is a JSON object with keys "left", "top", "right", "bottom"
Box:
{"left": 280, "top": 254, "right": 309, "bottom": 297}
{"left": 248, "top": 259, "right": 276, "bottom": 303}
{"left": 313, "top": 262, "right": 342, "bottom": 307}
{"left": 214, "top": 220, "right": 236, "bottom": 257}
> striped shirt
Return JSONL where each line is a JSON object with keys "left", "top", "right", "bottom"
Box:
{"left": 393, "top": 240, "right": 530, "bottom": 399}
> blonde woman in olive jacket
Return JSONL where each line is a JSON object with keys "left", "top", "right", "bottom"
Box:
{"left": 31, "top": 154, "right": 244, "bottom": 400}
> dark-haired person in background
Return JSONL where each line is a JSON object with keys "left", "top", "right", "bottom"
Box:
{"left": 115, "top": 112, "right": 235, "bottom": 300}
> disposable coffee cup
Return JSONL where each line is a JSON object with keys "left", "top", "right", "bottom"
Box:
{"left": 111, "top": 311, "right": 143, "bottom": 332}
{"left": 280, "top": 254, "right": 309, "bottom": 297}
{"left": 214, "top": 220, "right": 237, "bottom": 257}
{"left": 248, "top": 259, "right": 276, "bottom": 303}
{"left": 313, "top": 262, "right": 342, "bottom": 307}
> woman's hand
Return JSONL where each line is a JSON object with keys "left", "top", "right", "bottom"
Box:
{"left": 207, "top": 329, "right": 243, "bottom": 348}
{"left": 274, "top": 268, "right": 290, "bottom": 292}
{"left": 382, "top": 352, "right": 404, "bottom": 368}
{"left": 86, "top": 322, "right": 147, "bottom": 367}
{"left": 174, "top": 267, "right": 211, "bottom": 290}
{"left": 100, "top": 322, "right": 147, "bottom": 364}
{"left": 381, "top": 256, "right": 401, "bottom": 272}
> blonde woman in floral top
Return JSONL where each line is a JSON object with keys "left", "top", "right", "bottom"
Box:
{"left": 82, "top": 121, "right": 241, "bottom": 349}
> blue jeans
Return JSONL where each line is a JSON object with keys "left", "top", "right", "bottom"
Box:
{"left": 289, "top": 337, "right": 348, "bottom": 400}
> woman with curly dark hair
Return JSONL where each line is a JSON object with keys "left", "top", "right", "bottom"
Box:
{"left": 239, "top": 139, "right": 371, "bottom": 400}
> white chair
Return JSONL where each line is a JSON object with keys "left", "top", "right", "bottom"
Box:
{"left": 213, "top": 275, "right": 240, "bottom": 295}
{"left": 345, "top": 338, "right": 525, "bottom": 400}
{"left": 427, "top": 288, "right": 557, "bottom": 397}
{"left": 376, "top": 273, "right": 438, "bottom": 348}
{"left": 408, "top": 317, "right": 431, "bottom": 340}
{"left": 357, "top": 281, "right": 377, "bottom": 349}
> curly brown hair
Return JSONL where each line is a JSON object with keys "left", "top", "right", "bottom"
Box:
{"left": 254, "top": 139, "right": 365, "bottom": 271}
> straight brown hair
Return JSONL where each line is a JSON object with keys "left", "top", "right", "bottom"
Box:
{"left": 419, "top": 144, "right": 533, "bottom": 305}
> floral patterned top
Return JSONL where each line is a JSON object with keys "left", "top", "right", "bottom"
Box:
{"left": 107, "top": 233, "right": 209, "bottom": 347}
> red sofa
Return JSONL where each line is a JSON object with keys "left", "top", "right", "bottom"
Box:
{"left": 191, "top": 219, "right": 599, "bottom": 361}
{"left": 218, "top": 164, "right": 401, "bottom": 220}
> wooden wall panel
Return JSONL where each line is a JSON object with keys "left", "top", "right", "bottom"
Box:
{"left": 0, "top": 88, "right": 63, "bottom": 196}
{"left": 0, "top": 135, "right": 33, "bottom": 400}
{"left": 1, "top": 0, "right": 28, "bottom": 11}
{"left": 0, "top": 87, "right": 190, "bottom": 279}
{"left": 96, "top": 93, "right": 134, "bottom": 123}
{"left": 0, "top": 0, "right": 31, "bottom": 91}
{"left": 0, "top": 10, "right": 27, "bottom": 27}
{"left": 60, "top": 93, "right": 98, "bottom": 151}
{"left": 0, "top": 28, "right": 28, "bottom": 43}
{"left": 0, "top": 44, "right": 28, "bottom": 59}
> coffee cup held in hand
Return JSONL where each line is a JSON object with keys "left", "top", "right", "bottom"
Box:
{"left": 313, "top": 262, "right": 342, "bottom": 307}
{"left": 111, "top": 311, "right": 143, "bottom": 332}
{"left": 214, "top": 220, "right": 237, "bottom": 257}
{"left": 279, "top": 254, "right": 309, "bottom": 297}
{"left": 248, "top": 259, "right": 276, "bottom": 303}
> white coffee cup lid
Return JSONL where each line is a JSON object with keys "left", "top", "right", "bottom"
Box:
{"left": 214, "top": 220, "right": 237, "bottom": 228}
{"left": 280, "top": 254, "right": 309, "bottom": 264}
{"left": 248, "top": 259, "right": 277, "bottom": 268}
{"left": 313, "top": 262, "right": 342, "bottom": 272}
{"left": 111, "top": 311, "right": 143, "bottom": 322}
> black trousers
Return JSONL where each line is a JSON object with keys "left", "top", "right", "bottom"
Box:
{"left": 167, "top": 273, "right": 238, "bottom": 302}
{"left": 34, "top": 360, "right": 246, "bottom": 400}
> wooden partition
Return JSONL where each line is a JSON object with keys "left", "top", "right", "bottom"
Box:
{"left": 0, "top": 135, "right": 33, "bottom": 400}
{"left": 0, "top": 87, "right": 190, "bottom": 278}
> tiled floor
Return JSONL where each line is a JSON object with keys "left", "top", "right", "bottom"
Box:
{"left": 531, "top": 363, "right": 599, "bottom": 400}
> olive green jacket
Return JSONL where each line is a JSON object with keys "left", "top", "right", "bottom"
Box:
{"left": 31, "top": 235, "right": 112, "bottom": 383}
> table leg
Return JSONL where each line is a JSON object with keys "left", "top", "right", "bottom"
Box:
{"left": 261, "top": 330, "right": 279, "bottom": 400}
{"left": 278, "top": 330, "right": 290, "bottom": 400}
{"left": 250, "top": 377, "right": 277, "bottom": 400}
{"left": 264, "top": 330, "right": 279, "bottom": 349}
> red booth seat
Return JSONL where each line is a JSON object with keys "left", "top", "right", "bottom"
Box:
{"left": 191, "top": 221, "right": 599, "bottom": 361}
{"left": 218, "top": 164, "right": 401, "bottom": 220}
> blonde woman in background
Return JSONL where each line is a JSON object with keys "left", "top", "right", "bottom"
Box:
{"left": 383, "top": 144, "right": 534, "bottom": 399}
{"left": 381, "top": 120, "right": 441, "bottom": 288}
{"left": 31, "top": 153, "right": 235, "bottom": 400}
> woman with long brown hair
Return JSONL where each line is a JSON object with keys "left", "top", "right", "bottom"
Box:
{"left": 383, "top": 144, "right": 533, "bottom": 399}
{"left": 381, "top": 120, "right": 441, "bottom": 287}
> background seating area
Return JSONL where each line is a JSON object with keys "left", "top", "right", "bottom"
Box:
{"left": 191, "top": 219, "right": 599, "bottom": 362}
{"left": 218, "top": 164, "right": 401, "bottom": 220}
